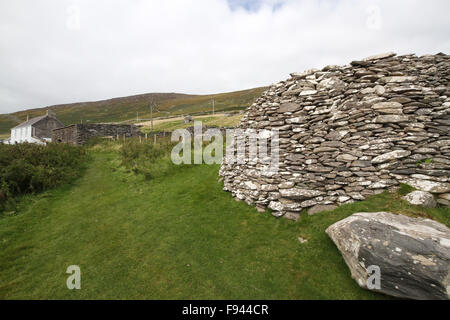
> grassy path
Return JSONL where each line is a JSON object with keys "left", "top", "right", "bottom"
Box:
{"left": 2, "top": 151, "right": 446, "bottom": 299}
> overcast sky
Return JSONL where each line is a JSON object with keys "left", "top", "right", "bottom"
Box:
{"left": 0, "top": 0, "right": 449, "bottom": 114}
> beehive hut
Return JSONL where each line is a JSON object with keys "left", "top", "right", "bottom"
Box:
{"left": 219, "top": 52, "right": 450, "bottom": 220}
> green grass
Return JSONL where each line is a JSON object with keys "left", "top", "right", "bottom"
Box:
{"left": 143, "top": 114, "right": 243, "bottom": 133}
{"left": 0, "top": 147, "right": 448, "bottom": 299}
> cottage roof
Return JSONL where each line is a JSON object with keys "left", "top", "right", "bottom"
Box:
{"left": 12, "top": 115, "right": 47, "bottom": 129}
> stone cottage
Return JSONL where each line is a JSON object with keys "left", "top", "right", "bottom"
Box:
{"left": 10, "top": 110, "right": 64, "bottom": 144}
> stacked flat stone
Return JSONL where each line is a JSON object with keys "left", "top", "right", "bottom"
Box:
{"left": 219, "top": 52, "right": 450, "bottom": 219}
{"left": 52, "top": 123, "right": 141, "bottom": 145}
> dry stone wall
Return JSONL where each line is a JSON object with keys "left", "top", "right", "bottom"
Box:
{"left": 52, "top": 123, "right": 141, "bottom": 145}
{"left": 219, "top": 52, "right": 450, "bottom": 219}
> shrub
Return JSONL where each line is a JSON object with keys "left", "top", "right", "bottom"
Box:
{"left": 118, "top": 138, "right": 185, "bottom": 179}
{"left": 0, "top": 143, "right": 87, "bottom": 212}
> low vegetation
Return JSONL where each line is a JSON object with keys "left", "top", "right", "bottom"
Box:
{"left": 142, "top": 114, "right": 243, "bottom": 133}
{"left": 118, "top": 138, "right": 186, "bottom": 180}
{"left": 0, "top": 139, "right": 447, "bottom": 299}
{"left": 0, "top": 143, "right": 87, "bottom": 213}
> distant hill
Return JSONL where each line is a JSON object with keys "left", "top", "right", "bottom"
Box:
{"left": 0, "top": 87, "right": 267, "bottom": 134}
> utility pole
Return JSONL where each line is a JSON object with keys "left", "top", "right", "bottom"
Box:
{"left": 149, "top": 97, "right": 155, "bottom": 131}
{"left": 136, "top": 112, "right": 139, "bottom": 122}
{"left": 150, "top": 104, "right": 153, "bottom": 131}
{"left": 212, "top": 99, "right": 215, "bottom": 115}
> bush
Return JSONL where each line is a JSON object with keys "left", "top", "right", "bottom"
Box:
{"left": 0, "top": 143, "right": 87, "bottom": 212}
{"left": 118, "top": 138, "right": 184, "bottom": 179}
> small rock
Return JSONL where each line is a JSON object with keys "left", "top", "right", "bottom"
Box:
{"left": 371, "top": 101, "right": 403, "bottom": 114}
{"left": 374, "top": 115, "right": 409, "bottom": 123}
{"left": 439, "top": 193, "right": 450, "bottom": 201}
{"left": 337, "top": 154, "right": 358, "bottom": 162}
{"left": 299, "top": 90, "right": 318, "bottom": 96}
{"left": 403, "top": 191, "right": 437, "bottom": 208}
{"left": 298, "top": 236, "right": 308, "bottom": 244}
{"left": 268, "top": 201, "right": 284, "bottom": 212}
{"left": 372, "top": 150, "right": 411, "bottom": 164}
{"left": 280, "top": 188, "right": 325, "bottom": 200}
{"left": 382, "top": 76, "right": 417, "bottom": 83}
{"left": 374, "top": 85, "right": 386, "bottom": 95}
{"left": 404, "top": 179, "right": 450, "bottom": 194}
{"left": 279, "top": 102, "right": 299, "bottom": 113}
{"left": 284, "top": 212, "right": 300, "bottom": 221}
{"left": 308, "top": 204, "right": 337, "bottom": 216}
{"left": 290, "top": 69, "right": 318, "bottom": 79}
{"left": 363, "top": 52, "right": 396, "bottom": 61}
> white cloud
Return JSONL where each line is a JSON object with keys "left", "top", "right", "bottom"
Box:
{"left": 0, "top": 0, "right": 449, "bottom": 113}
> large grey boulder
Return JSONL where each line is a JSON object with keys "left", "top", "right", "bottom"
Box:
{"left": 403, "top": 191, "right": 437, "bottom": 208}
{"left": 326, "top": 212, "right": 450, "bottom": 300}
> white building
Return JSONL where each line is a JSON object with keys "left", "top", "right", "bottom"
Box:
{"left": 10, "top": 110, "right": 64, "bottom": 145}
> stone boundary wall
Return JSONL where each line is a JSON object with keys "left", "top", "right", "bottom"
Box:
{"left": 52, "top": 123, "right": 141, "bottom": 145}
{"left": 219, "top": 52, "right": 450, "bottom": 220}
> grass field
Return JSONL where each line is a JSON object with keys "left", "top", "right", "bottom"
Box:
{"left": 141, "top": 114, "right": 243, "bottom": 133}
{"left": 0, "top": 142, "right": 448, "bottom": 299}
{"left": 0, "top": 87, "right": 266, "bottom": 135}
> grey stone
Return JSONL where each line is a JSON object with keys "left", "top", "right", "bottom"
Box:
{"left": 371, "top": 102, "right": 403, "bottom": 114}
{"left": 336, "top": 154, "right": 358, "bottom": 162}
{"left": 403, "top": 191, "right": 437, "bottom": 208}
{"left": 317, "top": 77, "right": 346, "bottom": 91}
{"left": 268, "top": 201, "right": 284, "bottom": 212}
{"left": 299, "top": 90, "right": 318, "bottom": 96}
{"left": 372, "top": 150, "right": 411, "bottom": 164}
{"left": 284, "top": 212, "right": 300, "bottom": 221}
{"left": 382, "top": 76, "right": 418, "bottom": 83}
{"left": 279, "top": 102, "right": 300, "bottom": 113}
{"left": 306, "top": 165, "right": 333, "bottom": 173}
{"left": 363, "top": 52, "right": 396, "bottom": 61}
{"left": 279, "top": 188, "right": 325, "bottom": 200}
{"left": 325, "top": 130, "right": 349, "bottom": 141}
{"left": 374, "top": 115, "right": 409, "bottom": 123}
{"left": 290, "top": 69, "right": 319, "bottom": 79}
{"left": 403, "top": 179, "right": 449, "bottom": 194}
{"left": 439, "top": 193, "right": 450, "bottom": 201}
{"left": 307, "top": 204, "right": 337, "bottom": 216}
{"left": 326, "top": 212, "right": 450, "bottom": 300}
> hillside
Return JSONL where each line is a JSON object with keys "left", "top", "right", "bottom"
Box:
{"left": 0, "top": 87, "right": 267, "bottom": 135}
